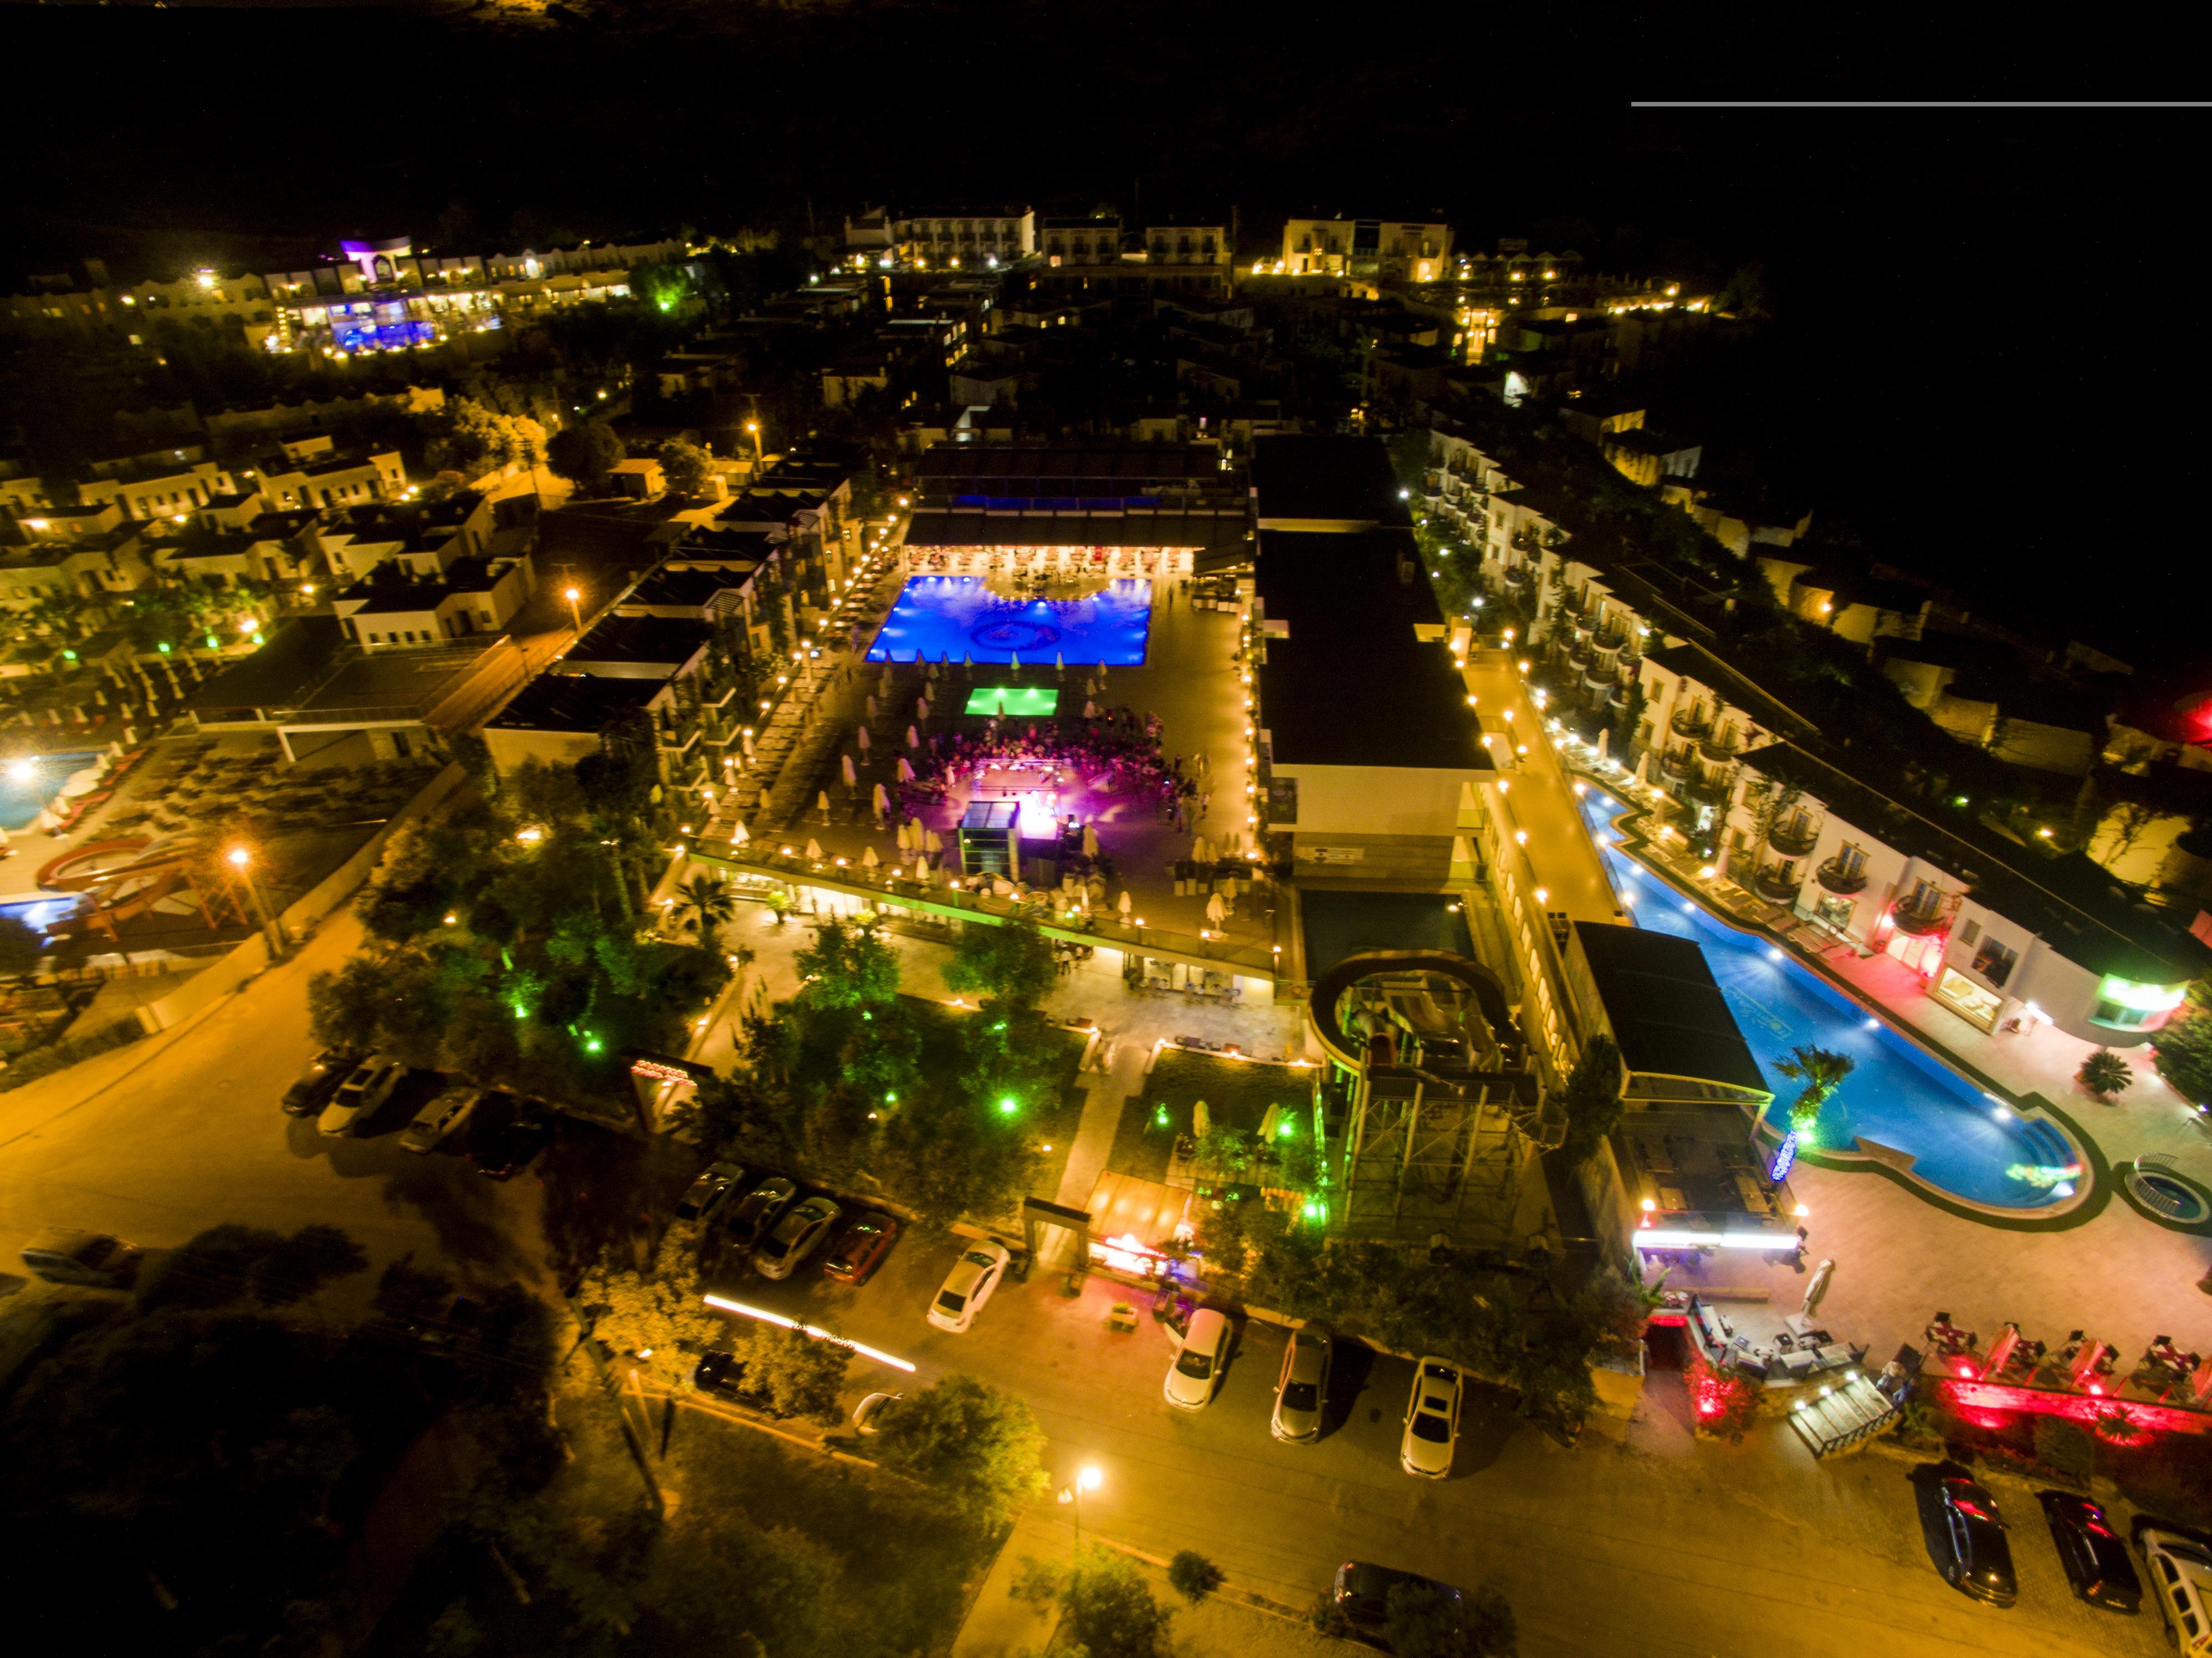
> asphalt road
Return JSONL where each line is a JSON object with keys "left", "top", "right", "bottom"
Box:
{"left": 715, "top": 1224, "right": 2160, "bottom": 1658}
{"left": 0, "top": 929, "right": 2164, "bottom": 1658}
{"left": 0, "top": 910, "right": 548, "bottom": 1301}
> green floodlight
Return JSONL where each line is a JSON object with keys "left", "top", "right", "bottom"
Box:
{"left": 584, "top": 1035, "right": 603, "bottom": 1054}
{"left": 204, "top": 635, "right": 218, "bottom": 649}
{"left": 158, "top": 642, "right": 171, "bottom": 653}
{"left": 997, "top": 1097, "right": 1019, "bottom": 1116}
{"left": 1154, "top": 1106, "right": 1170, "bottom": 1126}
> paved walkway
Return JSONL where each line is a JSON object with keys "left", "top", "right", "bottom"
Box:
{"left": 1461, "top": 653, "right": 1619, "bottom": 927}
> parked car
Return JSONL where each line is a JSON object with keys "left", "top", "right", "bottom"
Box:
{"left": 472, "top": 1112, "right": 553, "bottom": 1180}
{"left": 2136, "top": 1523, "right": 2212, "bottom": 1653}
{"left": 927, "top": 1239, "right": 1012, "bottom": 1333}
{"left": 1272, "top": 1326, "right": 1333, "bottom": 1442}
{"left": 853, "top": 1391, "right": 903, "bottom": 1435}
{"left": 1398, "top": 1357, "right": 1463, "bottom": 1478}
{"left": 1165, "top": 1307, "right": 1232, "bottom": 1411}
{"left": 2037, "top": 1491, "right": 2139, "bottom": 1613}
{"left": 281, "top": 1049, "right": 357, "bottom": 1117}
{"left": 19, "top": 1228, "right": 141, "bottom": 1288}
{"left": 400, "top": 1086, "right": 482, "bottom": 1154}
{"left": 719, "top": 1177, "right": 797, "bottom": 1251}
{"left": 821, "top": 1214, "right": 902, "bottom": 1285}
{"left": 1935, "top": 1475, "right": 2016, "bottom": 1606}
{"left": 677, "top": 1161, "right": 747, "bottom": 1223}
{"left": 318, "top": 1056, "right": 404, "bottom": 1137}
{"left": 755, "top": 1196, "right": 842, "bottom": 1280}
{"left": 1331, "top": 1562, "right": 1465, "bottom": 1632}
{"left": 693, "top": 1350, "right": 781, "bottom": 1415}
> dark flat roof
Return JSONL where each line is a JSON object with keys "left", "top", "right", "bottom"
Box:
{"left": 619, "top": 567, "right": 748, "bottom": 609}
{"left": 917, "top": 443, "right": 1226, "bottom": 490}
{"left": 1573, "top": 922, "right": 1769, "bottom": 1094}
{"left": 488, "top": 673, "right": 660, "bottom": 735}
{"left": 1251, "top": 434, "right": 1410, "bottom": 526}
{"left": 1255, "top": 528, "right": 1487, "bottom": 771}
{"left": 567, "top": 613, "right": 714, "bottom": 671}
{"left": 903, "top": 509, "right": 1249, "bottom": 551}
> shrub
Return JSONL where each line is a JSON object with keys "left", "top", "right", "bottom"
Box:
{"left": 2034, "top": 1416, "right": 2095, "bottom": 1481}
{"left": 1168, "top": 1550, "right": 1223, "bottom": 1604}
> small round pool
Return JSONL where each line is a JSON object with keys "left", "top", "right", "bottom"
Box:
{"left": 2128, "top": 1166, "right": 2211, "bottom": 1225}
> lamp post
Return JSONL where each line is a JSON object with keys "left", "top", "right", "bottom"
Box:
{"left": 564, "top": 585, "right": 582, "bottom": 636}
{"left": 227, "top": 845, "right": 283, "bottom": 956}
{"left": 745, "top": 420, "right": 764, "bottom": 472}
{"left": 1057, "top": 1464, "right": 1103, "bottom": 1561}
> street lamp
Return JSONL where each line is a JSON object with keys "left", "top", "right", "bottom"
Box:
{"left": 1057, "top": 1464, "right": 1103, "bottom": 1557}
{"left": 745, "top": 420, "right": 764, "bottom": 469}
{"left": 564, "top": 586, "right": 582, "bottom": 634}
{"left": 227, "top": 845, "right": 283, "bottom": 955}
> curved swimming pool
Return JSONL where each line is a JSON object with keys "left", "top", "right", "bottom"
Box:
{"left": 866, "top": 576, "right": 1153, "bottom": 665}
{"left": 1577, "top": 787, "right": 2081, "bottom": 1211}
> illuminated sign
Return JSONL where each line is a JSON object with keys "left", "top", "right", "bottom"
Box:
{"left": 1636, "top": 1228, "right": 1794, "bottom": 1251}
{"left": 2097, "top": 976, "right": 2188, "bottom": 1015}
{"left": 1768, "top": 1131, "right": 1799, "bottom": 1184}
{"left": 964, "top": 685, "right": 1059, "bottom": 717}
{"left": 627, "top": 1049, "right": 712, "bottom": 1084}
{"left": 1089, "top": 1232, "right": 1169, "bottom": 1276}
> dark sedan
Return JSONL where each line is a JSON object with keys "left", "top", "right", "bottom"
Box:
{"left": 1332, "top": 1561, "right": 1464, "bottom": 1631}
{"left": 693, "top": 1351, "right": 784, "bottom": 1415}
{"left": 470, "top": 1104, "right": 550, "bottom": 1180}
{"left": 1937, "top": 1476, "right": 2018, "bottom": 1606}
{"left": 2038, "top": 1491, "right": 2141, "bottom": 1613}
{"left": 281, "top": 1049, "right": 357, "bottom": 1117}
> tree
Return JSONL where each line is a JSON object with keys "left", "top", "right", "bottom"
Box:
{"left": 724, "top": 1319, "right": 848, "bottom": 1423}
{"left": 869, "top": 1374, "right": 1050, "bottom": 1526}
{"left": 2154, "top": 985, "right": 2212, "bottom": 1107}
{"left": 134, "top": 1222, "right": 368, "bottom": 1312}
{"left": 0, "top": 912, "right": 44, "bottom": 977}
{"left": 659, "top": 438, "right": 714, "bottom": 498}
{"left": 545, "top": 417, "right": 627, "bottom": 492}
{"left": 2078, "top": 1048, "right": 2134, "bottom": 1103}
{"left": 1168, "top": 1551, "right": 1223, "bottom": 1604}
{"left": 1773, "top": 1045, "right": 1855, "bottom": 1142}
{"left": 1386, "top": 1580, "right": 1517, "bottom": 1658}
{"left": 794, "top": 918, "right": 901, "bottom": 1009}
{"left": 1558, "top": 1035, "right": 1624, "bottom": 1165}
{"left": 943, "top": 917, "right": 1058, "bottom": 1007}
{"left": 1013, "top": 1546, "right": 1173, "bottom": 1658}
{"left": 573, "top": 1242, "right": 722, "bottom": 1389}
{"left": 673, "top": 873, "right": 737, "bottom": 939}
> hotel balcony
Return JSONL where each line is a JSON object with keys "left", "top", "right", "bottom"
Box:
{"left": 1698, "top": 731, "right": 1741, "bottom": 766}
{"left": 1670, "top": 707, "right": 1712, "bottom": 740}
{"left": 1583, "top": 664, "right": 1617, "bottom": 694}
{"left": 1752, "top": 862, "right": 1805, "bottom": 903}
{"left": 1815, "top": 857, "right": 1868, "bottom": 895}
{"left": 1502, "top": 564, "right": 1530, "bottom": 589}
{"left": 1768, "top": 818, "right": 1820, "bottom": 857}
{"left": 1593, "top": 623, "right": 1629, "bottom": 653}
{"left": 1657, "top": 748, "right": 1691, "bottom": 785}
{"left": 1891, "top": 897, "right": 1950, "bottom": 937}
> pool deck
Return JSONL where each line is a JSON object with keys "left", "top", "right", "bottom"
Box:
{"left": 1573, "top": 758, "right": 2212, "bottom": 1383}
{"left": 752, "top": 577, "right": 1273, "bottom": 958}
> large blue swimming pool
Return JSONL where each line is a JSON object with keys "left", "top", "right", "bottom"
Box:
{"left": 866, "top": 577, "right": 1153, "bottom": 665}
{"left": 1578, "top": 787, "right": 2078, "bottom": 1210}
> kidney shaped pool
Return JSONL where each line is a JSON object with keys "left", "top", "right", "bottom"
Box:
{"left": 1579, "top": 787, "right": 2081, "bottom": 1211}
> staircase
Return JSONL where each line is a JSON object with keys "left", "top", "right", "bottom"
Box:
{"left": 1788, "top": 1371, "right": 1901, "bottom": 1457}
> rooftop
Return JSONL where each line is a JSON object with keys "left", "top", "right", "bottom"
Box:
{"left": 916, "top": 442, "right": 1228, "bottom": 492}
{"left": 1571, "top": 922, "right": 1770, "bottom": 1096}
{"left": 488, "top": 672, "right": 662, "bottom": 735}
{"left": 1250, "top": 434, "right": 1409, "bottom": 528}
{"left": 566, "top": 613, "right": 715, "bottom": 672}
{"left": 903, "top": 509, "right": 1250, "bottom": 551}
{"left": 1256, "top": 528, "right": 1487, "bottom": 771}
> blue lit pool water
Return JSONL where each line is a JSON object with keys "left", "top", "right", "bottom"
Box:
{"left": 867, "top": 577, "right": 1152, "bottom": 665}
{"left": 1, "top": 749, "right": 101, "bottom": 832}
{"left": 1577, "top": 788, "right": 2077, "bottom": 1210}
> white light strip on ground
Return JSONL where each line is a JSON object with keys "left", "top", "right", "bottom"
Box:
{"left": 703, "top": 1293, "right": 919, "bottom": 1373}
{"left": 1637, "top": 1231, "right": 1795, "bottom": 1251}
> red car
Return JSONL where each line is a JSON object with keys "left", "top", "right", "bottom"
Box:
{"left": 821, "top": 1213, "right": 902, "bottom": 1285}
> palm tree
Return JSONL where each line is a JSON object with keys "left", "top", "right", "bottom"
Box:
{"left": 2077, "top": 1048, "right": 2133, "bottom": 1104}
{"left": 1774, "top": 1045, "right": 1855, "bottom": 1142}
{"left": 673, "top": 873, "right": 736, "bottom": 939}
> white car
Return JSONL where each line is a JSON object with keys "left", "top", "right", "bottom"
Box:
{"left": 753, "top": 1196, "right": 842, "bottom": 1280}
{"left": 2138, "top": 1525, "right": 2212, "bottom": 1656}
{"left": 318, "top": 1057, "right": 404, "bottom": 1137}
{"left": 927, "top": 1239, "right": 1012, "bottom": 1333}
{"left": 400, "top": 1086, "right": 481, "bottom": 1153}
{"left": 1400, "top": 1357, "right": 1463, "bottom": 1478}
{"left": 853, "top": 1391, "right": 903, "bottom": 1435}
{"left": 1164, "top": 1308, "right": 1232, "bottom": 1411}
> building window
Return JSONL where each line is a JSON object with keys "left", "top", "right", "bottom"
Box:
{"left": 1958, "top": 919, "right": 1980, "bottom": 946}
{"left": 1970, "top": 936, "right": 2018, "bottom": 987}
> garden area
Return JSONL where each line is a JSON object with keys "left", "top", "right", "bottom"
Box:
{"left": 1111, "top": 1047, "right": 1318, "bottom": 1186}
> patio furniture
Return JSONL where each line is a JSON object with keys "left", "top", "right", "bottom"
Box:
{"left": 1107, "top": 1302, "right": 1139, "bottom": 1333}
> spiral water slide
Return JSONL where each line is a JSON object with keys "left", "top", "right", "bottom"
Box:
{"left": 35, "top": 837, "right": 246, "bottom": 941}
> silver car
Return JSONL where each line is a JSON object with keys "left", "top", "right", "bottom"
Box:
{"left": 318, "top": 1057, "right": 404, "bottom": 1137}
{"left": 752, "top": 1196, "right": 842, "bottom": 1281}
{"left": 400, "top": 1086, "right": 481, "bottom": 1153}
{"left": 1400, "top": 1357, "right": 1463, "bottom": 1478}
{"left": 1272, "top": 1327, "right": 1333, "bottom": 1442}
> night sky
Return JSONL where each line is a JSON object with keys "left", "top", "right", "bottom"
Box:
{"left": 1, "top": 2, "right": 2203, "bottom": 664}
